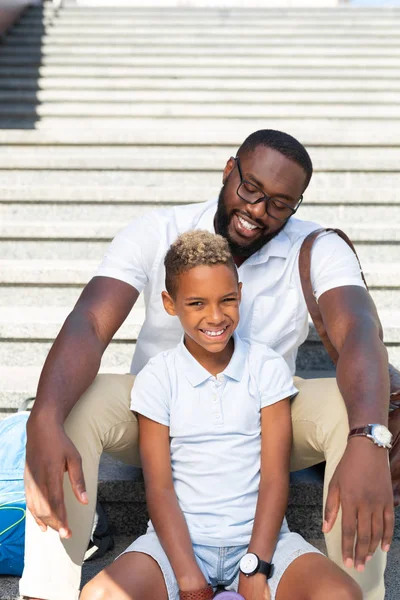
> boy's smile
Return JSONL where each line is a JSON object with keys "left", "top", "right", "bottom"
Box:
{"left": 162, "top": 263, "right": 241, "bottom": 372}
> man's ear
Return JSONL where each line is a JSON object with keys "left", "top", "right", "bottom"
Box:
{"left": 222, "top": 156, "right": 236, "bottom": 184}
{"left": 161, "top": 290, "right": 177, "bottom": 316}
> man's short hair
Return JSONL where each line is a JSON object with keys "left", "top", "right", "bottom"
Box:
{"left": 237, "top": 129, "right": 313, "bottom": 190}
{"left": 164, "top": 230, "right": 238, "bottom": 297}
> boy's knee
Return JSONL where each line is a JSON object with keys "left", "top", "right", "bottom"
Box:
{"left": 312, "top": 578, "right": 363, "bottom": 600}
{"left": 80, "top": 578, "right": 111, "bottom": 600}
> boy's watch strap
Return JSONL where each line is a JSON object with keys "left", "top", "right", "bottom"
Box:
{"left": 257, "top": 559, "right": 274, "bottom": 579}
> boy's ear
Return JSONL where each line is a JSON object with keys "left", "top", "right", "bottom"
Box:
{"left": 238, "top": 281, "right": 242, "bottom": 303}
{"left": 161, "top": 291, "right": 177, "bottom": 316}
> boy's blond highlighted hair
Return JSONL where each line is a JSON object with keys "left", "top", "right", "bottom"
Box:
{"left": 164, "top": 230, "right": 237, "bottom": 297}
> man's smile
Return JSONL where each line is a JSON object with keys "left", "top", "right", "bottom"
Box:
{"left": 233, "top": 212, "right": 264, "bottom": 239}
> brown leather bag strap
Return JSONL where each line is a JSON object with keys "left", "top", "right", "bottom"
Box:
{"left": 298, "top": 227, "right": 368, "bottom": 367}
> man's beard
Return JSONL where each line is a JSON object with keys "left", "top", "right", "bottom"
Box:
{"left": 214, "top": 185, "right": 288, "bottom": 258}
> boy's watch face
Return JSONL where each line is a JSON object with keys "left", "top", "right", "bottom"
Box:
{"left": 239, "top": 552, "right": 259, "bottom": 575}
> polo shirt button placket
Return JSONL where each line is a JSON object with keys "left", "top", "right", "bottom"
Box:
{"left": 211, "top": 379, "right": 223, "bottom": 424}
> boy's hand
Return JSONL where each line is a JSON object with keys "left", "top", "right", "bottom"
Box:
{"left": 238, "top": 573, "right": 271, "bottom": 600}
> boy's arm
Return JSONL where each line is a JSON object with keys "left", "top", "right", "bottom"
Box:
{"left": 138, "top": 414, "right": 208, "bottom": 593}
{"left": 248, "top": 397, "right": 292, "bottom": 559}
{"left": 238, "top": 397, "right": 292, "bottom": 600}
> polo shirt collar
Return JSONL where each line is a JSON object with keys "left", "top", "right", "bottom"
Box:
{"left": 222, "top": 332, "right": 247, "bottom": 382}
{"left": 178, "top": 331, "right": 247, "bottom": 388}
{"left": 243, "top": 228, "right": 292, "bottom": 266}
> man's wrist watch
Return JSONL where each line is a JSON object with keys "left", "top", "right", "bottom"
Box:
{"left": 348, "top": 424, "right": 393, "bottom": 449}
{"left": 239, "top": 552, "right": 274, "bottom": 579}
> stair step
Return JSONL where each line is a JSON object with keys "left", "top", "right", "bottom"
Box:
{"left": 5, "top": 45, "right": 400, "bottom": 57}
{"left": 0, "top": 259, "right": 397, "bottom": 288}
{"left": 0, "top": 305, "right": 145, "bottom": 341}
{"left": 0, "top": 121, "right": 398, "bottom": 147}
{"left": 2, "top": 102, "right": 400, "bottom": 119}
{"left": 0, "top": 173, "right": 400, "bottom": 206}
{"left": 1, "top": 306, "right": 398, "bottom": 344}
{"left": 1, "top": 342, "right": 400, "bottom": 389}
{"left": 2, "top": 204, "right": 399, "bottom": 226}
{"left": 0, "top": 145, "right": 399, "bottom": 170}
{"left": 1, "top": 221, "right": 399, "bottom": 242}
{"left": 4, "top": 55, "right": 400, "bottom": 68}
{"left": 7, "top": 35, "right": 400, "bottom": 47}
{"left": 2, "top": 117, "right": 399, "bottom": 137}
{"left": 17, "top": 19, "right": 400, "bottom": 29}
{"left": 0, "top": 171, "right": 399, "bottom": 204}
{"left": 17, "top": 14, "right": 400, "bottom": 26}
{"left": 1, "top": 239, "right": 400, "bottom": 262}
{"left": 2, "top": 89, "right": 400, "bottom": 104}
{"left": 0, "top": 65, "right": 399, "bottom": 79}
{"left": 0, "top": 287, "right": 397, "bottom": 312}
{"left": 2, "top": 77, "right": 400, "bottom": 91}
{"left": 11, "top": 25, "right": 400, "bottom": 37}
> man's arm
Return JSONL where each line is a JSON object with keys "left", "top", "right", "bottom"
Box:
{"left": 25, "top": 276, "right": 139, "bottom": 537}
{"left": 238, "top": 398, "right": 291, "bottom": 600}
{"left": 319, "top": 285, "right": 394, "bottom": 570}
{"left": 138, "top": 414, "right": 208, "bottom": 593}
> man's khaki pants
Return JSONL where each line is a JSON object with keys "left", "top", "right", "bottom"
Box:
{"left": 20, "top": 374, "right": 386, "bottom": 600}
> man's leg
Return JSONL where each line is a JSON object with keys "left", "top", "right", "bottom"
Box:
{"left": 20, "top": 373, "right": 137, "bottom": 600}
{"left": 291, "top": 376, "right": 386, "bottom": 600}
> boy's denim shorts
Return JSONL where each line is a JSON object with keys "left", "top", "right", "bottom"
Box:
{"left": 122, "top": 521, "right": 322, "bottom": 600}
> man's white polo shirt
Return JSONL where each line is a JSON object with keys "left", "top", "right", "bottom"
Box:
{"left": 96, "top": 199, "right": 365, "bottom": 375}
{"left": 130, "top": 333, "right": 298, "bottom": 546}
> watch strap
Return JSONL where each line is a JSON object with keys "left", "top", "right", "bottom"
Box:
{"left": 258, "top": 559, "right": 274, "bottom": 579}
{"left": 349, "top": 426, "right": 372, "bottom": 438}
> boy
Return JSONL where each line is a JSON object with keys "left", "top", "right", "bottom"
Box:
{"left": 81, "top": 231, "right": 362, "bottom": 600}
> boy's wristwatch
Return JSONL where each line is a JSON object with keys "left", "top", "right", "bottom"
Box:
{"left": 239, "top": 553, "right": 274, "bottom": 579}
{"left": 348, "top": 424, "right": 393, "bottom": 449}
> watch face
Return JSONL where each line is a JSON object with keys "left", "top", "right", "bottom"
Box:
{"left": 239, "top": 553, "right": 259, "bottom": 575}
{"left": 372, "top": 425, "right": 392, "bottom": 446}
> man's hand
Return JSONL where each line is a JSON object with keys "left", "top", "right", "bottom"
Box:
{"left": 24, "top": 418, "right": 88, "bottom": 538}
{"left": 323, "top": 437, "right": 394, "bottom": 571}
{"left": 238, "top": 573, "right": 271, "bottom": 600}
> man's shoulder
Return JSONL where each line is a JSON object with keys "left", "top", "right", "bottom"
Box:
{"left": 284, "top": 217, "right": 322, "bottom": 247}
{"left": 131, "top": 199, "right": 217, "bottom": 233}
{"left": 247, "top": 341, "right": 284, "bottom": 365}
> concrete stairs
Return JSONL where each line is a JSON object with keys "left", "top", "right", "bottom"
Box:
{"left": 0, "top": 2, "right": 399, "bottom": 597}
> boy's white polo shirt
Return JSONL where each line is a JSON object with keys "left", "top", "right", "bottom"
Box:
{"left": 131, "top": 333, "right": 298, "bottom": 547}
{"left": 96, "top": 199, "right": 365, "bottom": 375}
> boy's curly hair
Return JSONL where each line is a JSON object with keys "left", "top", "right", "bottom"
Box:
{"left": 164, "top": 230, "right": 237, "bottom": 297}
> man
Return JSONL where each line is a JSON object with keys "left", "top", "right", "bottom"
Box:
{"left": 21, "top": 130, "right": 394, "bottom": 600}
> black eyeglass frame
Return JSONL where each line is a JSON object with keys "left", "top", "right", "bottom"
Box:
{"left": 234, "top": 156, "right": 303, "bottom": 222}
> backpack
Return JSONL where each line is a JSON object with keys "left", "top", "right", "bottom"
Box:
{"left": 0, "top": 406, "right": 114, "bottom": 576}
{"left": 0, "top": 412, "right": 29, "bottom": 576}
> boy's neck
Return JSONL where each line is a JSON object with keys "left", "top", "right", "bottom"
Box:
{"left": 183, "top": 335, "right": 235, "bottom": 377}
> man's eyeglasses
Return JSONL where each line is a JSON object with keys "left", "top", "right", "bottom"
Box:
{"left": 234, "top": 156, "right": 303, "bottom": 222}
